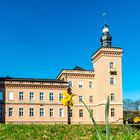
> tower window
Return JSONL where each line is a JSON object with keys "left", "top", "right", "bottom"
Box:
{"left": 89, "top": 96, "right": 93, "bottom": 103}
{"left": 79, "top": 96, "right": 83, "bottom": 102}
{"left": 111, "top": 108, "right": 115, "bottom": 117}
{"left": 79, "top": 109, "right": 83, "bottom": 117}
{"left": 110, "top": 62, "right": 114, "bottom": 69}
{"left": 110, "top": 78, "right": 115, "bottom": 85}
{"left": 110, "top": 93, "right": 115, "bottom": 101}
{"left": 89, "top": 82, "right": 93, "bottom": 88}
{"left": 68, "top": 81, "right": 73, "bottom": 88}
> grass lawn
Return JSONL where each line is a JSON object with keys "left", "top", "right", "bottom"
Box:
{"left": 0, "top": 124, "right": 140, "bottom": 140}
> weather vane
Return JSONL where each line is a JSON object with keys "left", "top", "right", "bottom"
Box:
{"left": 102, "top": 12, "right": 107, "bottom": 24}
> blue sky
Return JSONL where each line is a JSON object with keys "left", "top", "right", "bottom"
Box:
{"left": 0, "top": 0, "right": 140, "bottom": 100}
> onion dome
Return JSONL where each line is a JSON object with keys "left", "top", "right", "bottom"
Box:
{"left": 100, "top": 24, "right": 112, "bottom": 47}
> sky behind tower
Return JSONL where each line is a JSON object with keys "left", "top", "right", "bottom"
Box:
{"left": 0, "top": 0, "right": 140, "bottom": 100}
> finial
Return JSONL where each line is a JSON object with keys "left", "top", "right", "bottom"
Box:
{"left": 102, "top": 13, "right": 107, "bottom": 24}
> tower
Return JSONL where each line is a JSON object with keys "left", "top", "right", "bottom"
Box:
{"left": 92, "top": 24, "right": 123, "bottom": 123}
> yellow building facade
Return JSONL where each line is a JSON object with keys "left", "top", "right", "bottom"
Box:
{"left": 0, "top": 24, "right": 123, "bottom": 124}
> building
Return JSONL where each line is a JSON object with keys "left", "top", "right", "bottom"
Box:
{"left": 0, "top": 24, "right": 123, "bottom": 124}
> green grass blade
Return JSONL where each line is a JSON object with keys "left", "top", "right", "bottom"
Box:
{"left": 105, "top": 96, "right": 110, "bottom": 140}
{"left": 82, "top": 100, "right": 102, "bottom": 140}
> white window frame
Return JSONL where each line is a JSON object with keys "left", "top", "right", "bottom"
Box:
{"left": 89, "top": 82, "right": 93, "bottom": 88}
{"left": 59, "top": 93, "right": 63, "bottom": 101}
{"left": 40, "top": 108, "right": 44, "bottom": 117}
{"left": 59, "top": 108, "right": 64, "bottom": 117}
{"left": 68, "top": 81, "right": 73, "bottom": 88}
{"left": 110, "top": 93, "right": 115, "bottom": 101}
{"left": 19, "top": 92, "right": 24, "bottom": 100}
{"left": 79, "top": 81, "right": 83, "bottom": 88}
{"left": 19, "top": 108, "right": 24, "bottom": 117}
{"left": 69, "top": 109, "right": 72, "bottom": 117}
{"left": 50, "top": 108, "right": 54, "bottom": 117}
{"left": 8, "top": 108, "right": 14, "bottom": 117}
{"left": 29, "top": 92, "right": 34, "bottom": 101}
{"left": 110, "top": 62, "right": 114, "bottom": 69}
{"left": 49, "top": 93, "right": 54, "bottom": 101}
{"left": 40, "top": 92, "right": 44, "bottom": 101}
{"left": 79, "top": 96, "right": 83, "bottom": 102}
{"left": 111, "top": 108, "right": 115, "bottom": 117}
{"left": 110, "top": 78, "right": 115, "bottom": 85}
{"left": 29, "top": 108, "right": 34, "bottom": 117}
{"left": 79, "top": 109, "right": 83, "bottom": 118}
{"left": 8, "top": 92, "right": 14, "bottom": 101}
{"left": 89, "top": 96, "right": 93, "bottom": 103}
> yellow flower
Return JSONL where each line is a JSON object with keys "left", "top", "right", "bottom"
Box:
{"left": 133, "top": 117, "right": 140, "bottom": 123}
{"left": 61, "top": 91, "right": 76, "bottom": 107}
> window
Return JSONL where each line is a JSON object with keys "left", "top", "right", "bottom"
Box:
{"left": 110, "top": 78, "right": 115, "bottom": 85}
{"left": 110, "top": 62, "right": 114, "bottom": 69}
{"left": 111, "top": 108, "right": 115, "bottom": 117}
{"left": 19, "top": 92, "right": 24, "bottom": 100}
{"left": 89, "top": 82, "right": 93, "bottom": 88}
{"left": 68, "top": 81, "right": 73, "bottom": 88}
{"left": 79, "top": 81, "right": 83, "bottom": 88}
{"left": 9, "top": 108, "right": 14, "bottom": 116}
{"left": 79, "top": 109, "right": 83, "bottom": 117}
{"left": 69, "top": 109, "right": 72, "bottom": 117}
{"left": 50, "top": 108, "right": 54, "bottom": 117}
{"left": 59, "top": 93, "right": 63, "bottom": 101}
{"left": 29, "top": 92, "right": 34, "bottom": 100}
{"left": 50, "top": 93, "right": 54, "bottom": 101}
{"left": 79, "top": 96, "right": 83, "bottom": 102}
{"left": 59, "top": 108, "right": 64, "bottom": 117}
{"left": 89, "top": 96, "right": 93, "bottom": 103}
{"left": 0, "top": 91, "right": 3, "bottom": 100}
{"left": 0, "top": 108, "right": 2, "bottom": 117}
{"left": 30, "top": 108, "right": 34, "bottom": 117}
{"left": 8, "top": 92, "right": 14, "bottom": 100}
{"left": 110, "top": 93, "right": 115, "bottom": 101}
{"left": 19, "top": 108, "right": 24, "bottom": 117}
{"left": 89, "top": 109, "right": 93, "bottom": 117}
{"left": 40, "top": 108, "right": 44, "bottom": 117}
{"left": 40, "top": 92, "right": 44, "bottom": 101}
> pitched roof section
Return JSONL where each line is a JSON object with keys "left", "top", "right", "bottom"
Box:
{"left": 56, "top": 66, "right": 94, "bottom": 79}
{"left": 73, "top": 66, "right": 85, "bottom": 71}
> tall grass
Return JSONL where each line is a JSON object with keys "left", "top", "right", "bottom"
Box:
{"left": 82, "top": 96, "right": 110, "bottom": 140}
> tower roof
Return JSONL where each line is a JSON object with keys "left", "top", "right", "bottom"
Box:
{"left": 100, "top": 24, "right": 112, "bottom": 47}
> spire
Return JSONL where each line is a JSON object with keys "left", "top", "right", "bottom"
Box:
{"left": 100, "top": 24, "right": 112, "bottom": 47}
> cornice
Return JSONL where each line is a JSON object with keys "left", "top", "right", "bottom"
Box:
{"left": 4, "top": 84, "right": 68, "bottom": 89}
